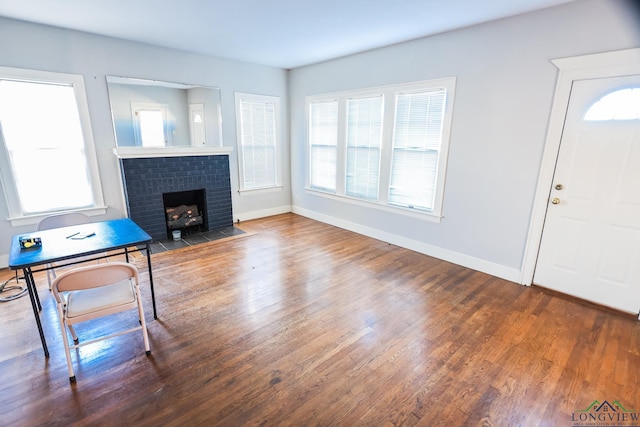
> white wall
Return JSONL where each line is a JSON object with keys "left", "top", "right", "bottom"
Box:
{"left": 288, "top": 0, "right": 640, "bottom": 282}
{"left": 0, "top": 17, "right": 291, "bottom": 266}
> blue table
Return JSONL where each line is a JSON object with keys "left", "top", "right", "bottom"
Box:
{"left": 8, "top": 218, "right": 157, "bottom": 357}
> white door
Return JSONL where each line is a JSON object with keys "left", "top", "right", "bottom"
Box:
{"left": 534, "top": 76, "right": 640, "bottom": 314}
{"left": 189, "top": 103, "right": 207, "bottom": 146}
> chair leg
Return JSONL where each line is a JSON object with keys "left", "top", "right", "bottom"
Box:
{"left": 56, "top": 303, "right": 75, "bottom": 381}
{"left": 135, "top": 286, "right": 151, "bottom": 355}
{"left": 46, "top": 264, "right": 56, "bottom": 290}
{"left": 68, "top": 324, "right": 79, "bottom": 345}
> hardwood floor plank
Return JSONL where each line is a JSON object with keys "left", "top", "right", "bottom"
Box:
{"left": 1, "top": 213, "right": 639, "bottom": 426}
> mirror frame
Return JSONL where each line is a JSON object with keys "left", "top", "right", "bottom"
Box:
{"left": 106, "top": 76, "right": 223, "bottom": 149}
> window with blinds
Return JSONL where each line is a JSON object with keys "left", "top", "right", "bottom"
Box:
{"left": 305, "top": 78, "right": 455, "bottom": 219}
{"left": 309, "top": 100, "right": 339, "bottom": 192}
{"left": 389, "top": 89, "right": 446, "bottom": 211}
{"left": 346, "top": 95, "right": 383, "bottom": 201}
{"left": 235, "top": 93, "right": 281, "bottom": 191}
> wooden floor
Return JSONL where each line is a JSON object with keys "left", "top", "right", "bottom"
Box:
{"left": 1, "top": 213, "right": 639, "bottom": 426}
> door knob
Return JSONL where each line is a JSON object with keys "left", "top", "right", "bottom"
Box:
{"left": 551, "top": 198, "right": 560, "bottom": 205}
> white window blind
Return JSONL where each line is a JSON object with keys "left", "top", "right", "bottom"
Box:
{"left": 346, "top": 95, "right": 383, "bottom": 201}
{"left": 389, "top": 89, "right": 447, "bottom": 211}
{"left": 0, "top": 79, "right": 95, "bottom": 214}
{"left": 238, "top": 97, "right": 278, "bottom": 190}
{"left": 305, "top": 77, "right": 455, "bottom": 219}
{"left": 309, "top": 100, "right": 338, "bottom": 192}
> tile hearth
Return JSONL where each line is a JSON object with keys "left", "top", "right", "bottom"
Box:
{"left": 148, "top": 225, "right": 245, "bottom": 254}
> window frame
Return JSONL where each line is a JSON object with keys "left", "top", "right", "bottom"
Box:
{"left": 0, "top": 66, "right": 106, "bottom": 226}
{"left": 305, "top": 78, "right": 456, "bottom": 220}
{"left": 308, "top": 98, "right": 340, "bottom": 193}
{"left": 130, "top": 101, "right": 171, "bottom": 147}
{"left": 345, "top": 94, "right": 384, "bottom": 201}
{"left": 234, "top": 92, "right": 283, "bottom": 193}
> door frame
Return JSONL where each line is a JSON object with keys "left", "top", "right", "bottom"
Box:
{"left": 521, "top": 48, "right": 640, "bottom": 288}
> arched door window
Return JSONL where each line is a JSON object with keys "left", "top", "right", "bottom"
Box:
{"left": 584, "top": 87, "right": 640, "bottom": 121}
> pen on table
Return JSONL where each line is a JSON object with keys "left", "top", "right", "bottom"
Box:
{"left": 66, "top": 232, "right": 80, "bottom": 239}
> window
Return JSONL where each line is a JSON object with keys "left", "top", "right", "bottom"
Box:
{"left": 131, "top": 102, "right": 170, "bottom": 147}
{"left": 0, "top": 67, "right": 105, "bottom": 225}
{"left": 389, "top": 89, "right": 447, "bottom": 211}
{"left": 309, "top": 100, "right": 338, "bottom": 192}
{"left": 346, "top": 95, "right": 383, "bottom": 201}
{"left": 235, "top": 93, "right": 281, "bottom": 191}
{"left": 306, "top": 78, "right": 455, "bottom": 218}
{"left": 584, "top": 87, "right": 640, "bottom": 121}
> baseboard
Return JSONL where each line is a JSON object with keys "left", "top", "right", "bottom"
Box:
{"left": 0, "top": 254, "right": 8, "bottom": 269}
{"left": 292, "top": 206, "right": 522, "bottom": 284}
{"left": 234, "top": 205, "right": 292, "bottom": 223}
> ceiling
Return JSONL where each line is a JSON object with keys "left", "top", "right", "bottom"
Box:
{"left": 0, "top": 0, "right": 575, "bottom": 69}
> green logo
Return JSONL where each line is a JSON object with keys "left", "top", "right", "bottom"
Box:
{"left": 572, "top": 400, "right": 639, "bottom": 426}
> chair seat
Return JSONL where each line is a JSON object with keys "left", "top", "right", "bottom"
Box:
{"left": 66, "top": 279, "right": 136, "bottom": 319}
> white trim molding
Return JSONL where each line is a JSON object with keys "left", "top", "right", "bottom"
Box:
{"left": 293, "top": 206, "right": 521, "bottom": 283}
{"left": 234, "top": 205, "right": 292, "bottom": 223}
{"left": 114, "top": 146, "right": 232, "bottom": 158}
{"left": 520, "top": 48, "right": 640, "bottom": 286}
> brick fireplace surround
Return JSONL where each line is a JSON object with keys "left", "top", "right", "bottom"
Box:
{"left": 119, "top": 153, "right": 233, "bottom": 241}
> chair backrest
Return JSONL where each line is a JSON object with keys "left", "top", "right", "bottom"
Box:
{"left": 52, "top": 262, "right": 139, "bottom": 296}
{"left": 37, "top": 212, "right": 92, "bottom": 231}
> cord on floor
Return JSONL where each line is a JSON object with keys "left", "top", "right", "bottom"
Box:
{"left": 0, "top": 272, "right": 28, "bottom": 302}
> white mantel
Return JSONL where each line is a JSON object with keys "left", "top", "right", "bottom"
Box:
{"left": 114, "top": 146, "right": 233, "bottom": 159}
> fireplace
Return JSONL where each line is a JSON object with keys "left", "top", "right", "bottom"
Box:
{"left": 163, "top": 189, "right": 206, "bottom": 238}
{"left": 119, "top": 154, "right": 233, "bottom": 241}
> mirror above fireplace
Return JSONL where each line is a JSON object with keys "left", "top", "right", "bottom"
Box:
{"left": 106, "top": 76, "right": 223, "bottom": 149}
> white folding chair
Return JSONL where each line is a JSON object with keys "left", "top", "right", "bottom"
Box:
{"left": 51, "top": 262, "right": 151, "bottom": 382}
{"left": 37, "top": 213, "right": 94, "bottom": 289}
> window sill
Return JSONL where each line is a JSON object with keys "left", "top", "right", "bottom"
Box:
{"left": 7, "top": 206, "right": 108, "bottom": 227}
{"left": 238, "top": 185, "right": 284, "bottom": 196}
{"left": 304, "top": 188, "right": 443, "bottom": 223}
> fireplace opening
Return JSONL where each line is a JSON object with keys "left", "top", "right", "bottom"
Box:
{"left": 162, "top": 189, "right": 208, "bottom": 239}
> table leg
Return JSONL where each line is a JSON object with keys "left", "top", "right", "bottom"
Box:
{"left": 23, "top": 268, "right": 49, "bottom": 357}
{"left": 27, "top": 270, "right": 42, "bottom": 311}
{"left": 145, "top": 243, "right": 157, "bottom": 319}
